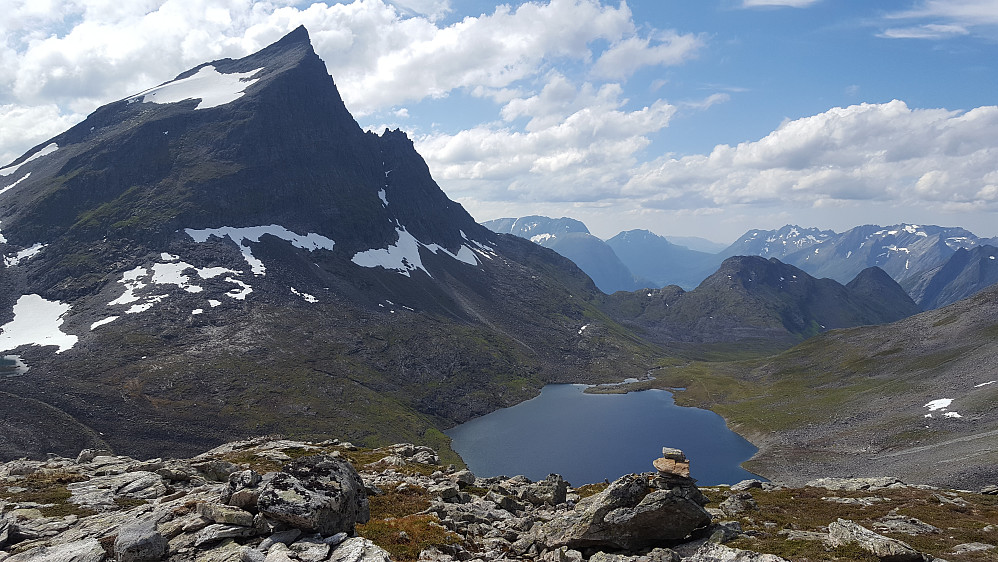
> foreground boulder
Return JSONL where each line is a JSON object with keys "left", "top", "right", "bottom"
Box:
{"left": 257, "top": 454, "right": 370, "bottom": 535}
{"left": 533, "top": 448, "right": 711, "bottom": 551}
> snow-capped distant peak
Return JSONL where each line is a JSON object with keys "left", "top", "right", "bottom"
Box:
{"left": 128, "top": 65, "right": 264, "bottom": 110}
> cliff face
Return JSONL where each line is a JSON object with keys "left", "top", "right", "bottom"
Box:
{"left": 1, "top": 437, "right": 994, "bottom": 562}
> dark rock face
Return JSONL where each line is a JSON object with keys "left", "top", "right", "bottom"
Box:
{"left": 0, "top": 26, "right": 655, "bottom": 462}
{"left": 257, "top": 454, "right": 369, "bottom": 535}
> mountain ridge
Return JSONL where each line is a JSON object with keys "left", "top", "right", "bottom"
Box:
{"left": 0, "top": 27, "right": 660, "bottom": 462}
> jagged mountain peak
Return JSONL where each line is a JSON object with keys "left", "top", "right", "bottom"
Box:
{"left": 0, "top": 28, "right": 662, "bottom": 461}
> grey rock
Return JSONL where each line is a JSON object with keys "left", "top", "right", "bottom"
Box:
{"left": 327, "top": 537, "right": 393, "bottom": 562}
{"left": 114, "top": 518, "right": 168, "bottom": 561}
{"left": 981, "top": 484, "right": 998, "bottom": 495}
{"left": 75, "top": 449, "right": 112, "bottom": 464}
{"left": 193, "top": 523, "right": 258, "bottom": 547}
{"left": 520, "top": 475, "right": 568, "bottom": 506}
{"left": 429, "top": 483, "right": 461, "bottom": 500}
{"left": 708, "top": 521, "right": 743, "bottom": 544}
{"left": 197, "top": 503, "right": 255, "bottom": 527}
{"left": 3, "top": 538, "right": 105, "bottom": 562}
{"left": 288, "top": 536, "right": 331, "bottom": 561}
{"left": 264, "top": 545, "right": 295, "bottom": 562}
{"left": 67, "top": 471, "right": 166, "bottom": 511}
{"left": 729, "top": 480, "right": 763, "bottom": 492}
{"left": 325, "top": 532, "right": 349, "bottom": 546}
{"left": 778, "top": 529, "right": 828, "bottom": 542}
{"left": 685, "top": 542, "right": 790, "bottom": 561}
{"left": 537, "top": 473, "right": 710, "bottom": 551}
{"left": 258, "top": 529, "right": 302, "bottom": 551}
{"left": 827, "top": 519, "right": 928, "bottom": 561}
{"left": 588, "top": 548, "right": 680, "bottom": 562}
{"left": 542, "top": 547, "right": 584, "bottom": 562}
{"left": 719, "top": 493, "right": 757, "bottom": 516}
{"left": 453, "top": 470, "right": 476, "bottom": 488}
{"left": 241, "top": 548, "right": 266, "bottom": 562}
{"left": 950, "top": 542, "right": 995, "bottom": 554}
{"left": 872, "top": 515, "right": 941, "bottom": 536}
{"left": 194, "top": 460, "right": 241, "bottom": 482}
{"left": 805, "top": 477, "right": 905, "bottom": 491}
{"left": 257, "top": 454, "right": 369, "bottom": 536}
{"left": 821, "top": 496, "right": 889, "bottom": 506}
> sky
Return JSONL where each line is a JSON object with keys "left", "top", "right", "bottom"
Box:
{"left": 2, "top": 0, "right": 997, "bottom": 244}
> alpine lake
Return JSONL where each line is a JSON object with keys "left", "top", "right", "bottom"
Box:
{"left": 446, "top": 383, "right": 761, "bottom": 487}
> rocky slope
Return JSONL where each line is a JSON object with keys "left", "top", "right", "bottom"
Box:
{"left": 0, "top": 27, "right": 658, "bottom": 462}
{"left": 1, "top": 437, "right": 994, "bottom": 562}
{"left": 601, "top": 256, "right": 920, "bottom": 349}
{"left": 632, "top": 281, "right": 998, "bottom": 493}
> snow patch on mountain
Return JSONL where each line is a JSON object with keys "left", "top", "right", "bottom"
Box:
{"left": 531, "top": 233, "right": 555, "bottom": 244}
{"left": 128, "top": 66, "right": 264, "bottom": 110}
{"left": 352, "top": 227, "right": 426, "bottom": 277}
{"left": 3, "top": 243, "right": 45, "bottom": 267}
{"left": 105, "top": 255, "right": 246, "bottom": 320}
{"left": 0, "top": 172, "right": 31, "bottom": 196}
{"left": 0, "top": 143, "right": 58, "bottom": 177}
{"left": 225, "top": 277, "right": 252, "bottom": 300}
{"left": 352, "top": 226, "right": 481, "bottom": 276}
{"left": 185, "top": 225, "right": 336, "bottom": 276}
{"left": 0, "top": 294, "right": 77, "bottom": 354}
{"left": 90, "top": 317, "right": 119, "bottom": 330}
{"left": 291, "top": 287, "right": 318, "bottom": 303}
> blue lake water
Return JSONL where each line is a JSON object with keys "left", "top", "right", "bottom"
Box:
{"left": 446, "top": 384, "right": 761, "bottom": 487}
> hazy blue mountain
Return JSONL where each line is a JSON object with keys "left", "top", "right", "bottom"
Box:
{"left": 723, "top": 224, "right": 993, "bottom": 289}
{"left": 606, "top": 229, "right": 722, "bottom": 290}
{"left": 903, "top": 245, "right": 998, "bottom": 309}
{"left": 663, "top": 235, "right": 728, "bottom": 254}
{"left": 483, "top": 216, "right": 645, "bottom": 293}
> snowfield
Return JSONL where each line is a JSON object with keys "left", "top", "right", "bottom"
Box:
{"left": 128, "top": 66, "right": 264, "bottom": 110}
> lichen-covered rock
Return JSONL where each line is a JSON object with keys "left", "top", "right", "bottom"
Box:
{"left": 827, "top": 519, "right": 928, "bottom": 562}
{"left": 114, "top": 518, "right": 168, "bottom": 562}
{"left": 326, "top": 537, "right": 392, "bottom": 562}
{"left": 536, "top": 473, "right": 710, "bottom": 551}
{"left": 257, "top": 454, "right": 369, "bottom": 536}
{"left": 4, "top": 538, "right": 105, "bottom": 562}
{"left": 685, "top": 542, "right": 790, "bottom": 561}
{"left": 520, "top": 474, "right": 568, "bottom": 506}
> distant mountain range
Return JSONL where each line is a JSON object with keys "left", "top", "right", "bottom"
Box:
{"left": 601, "top": 256, "right": 919, "bottom": 349}
{"left": 481, "top": 216, "right": 646, "bottom": 293}
{"left": 486, "top": 217, "right": 998, "bottom": 309}
{"left": 484, "top": 218, "right": 718, "bottom": 292}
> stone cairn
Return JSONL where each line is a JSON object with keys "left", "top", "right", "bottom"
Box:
{"left": 652, "top": 447, "right": 692, "bottom": 483}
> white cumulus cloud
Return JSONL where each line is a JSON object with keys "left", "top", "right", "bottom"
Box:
{"left": 0, "top": 0, "right": 704, "bottom": 163}
{"left": 623, "top": 100, "right": 998, "bottom": 212}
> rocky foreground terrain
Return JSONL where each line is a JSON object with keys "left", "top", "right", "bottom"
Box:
{"left": 1, "top": 437, "right": 995, "bottom": 562}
